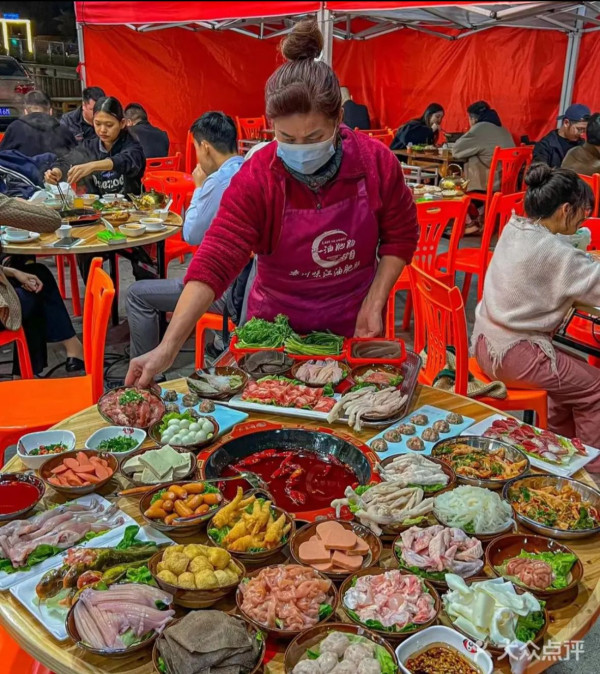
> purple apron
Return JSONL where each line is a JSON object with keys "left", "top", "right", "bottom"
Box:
{"left": 247, "top": 178, "right": 379, "bottom": 336}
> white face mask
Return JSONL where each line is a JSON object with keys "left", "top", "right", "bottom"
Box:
{"left": 276, "top": 131, "right": 337, "bottom": 175}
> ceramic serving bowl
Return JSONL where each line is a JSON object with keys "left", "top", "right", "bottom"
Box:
{"left": 139, "top": 217, "right": 166, "bottom": 231}
{"left": 379, "top": 454, "right": 457, "bottom": 495}
{"left": 103, "top": 210, "right": 131, "bottom": 225}
{"left": 350, "top": 363, "right": 405, "bottom": 390}
{"left": 485, "top": 533, "right": 583, "bottom": 598}
{"left": 97, "top": 387, "right": 166, "bottom": 430}
{"left": 289, "top": 360, "right": 350, "bottom": 388}
{"left": 120, "top": 445, "right": 197, "bottom": 487}
{"left": 431, "top": 436, "right": 529, "bottom": 490}
{"left": 148, "top": 415, "right": 219, "bottom": 452}
{"left": 187, "top": 366, "right": 249, "bottom": 400}
{"left": 503, "top": 474, "right": 600, "bottom": 540}
{"left": 85, "top": 426, "right": 147, "bottom": 461}
{"left": 237, "top": 351, "right": 294, "bottom": 378}
{"left": 17, "top": 429, "right": 77, "bottom": 469}
{"left": 0, "top": 473, "right": 45, "bottom": 522}
{"left": 289, "top": 519, "right": 382, "bottom": 581}
{"left": 338, "top": 567, "right": 441, "bottom": 644}
{"left": 119, "top": 223, "right": 146, "bottom": 237}
{"left": 236, "top": 564, "right": 338, "bottom": 639}
{"left": 285, "top": 622, "right": 399, "bottom": 674}
{"left": 148, "top": 548, "right": 245, "bottom": 608}
{"left": 38, "top": 450, "right": 118, "bottom": 497}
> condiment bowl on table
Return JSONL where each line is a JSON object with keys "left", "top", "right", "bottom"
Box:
{"left": 431, "top": 436, "right": 529, "bottom": 490}
{"left": 503, "top": 474, "right": 600, "bottom": 540}
{"left": 38, "top": 450, "right": 118, "bottom": 497}
{"left": 120, "top": 445, "right": 197, "bottom": 487}
{"left": 148, "top": 548, "right": 246, "bottom": 608}
{"left": 285, "top": 622, "right": 399, "bottom": 674}
{"left": 485, "top": 533, "right": 583, "bottom": 598}
{"left": 395, "top": 625, "right": 493, "bottom": 674}
{"left": 187, "top": 366, "right": 249, "bottom": 400}
{"left": 17, "top": 429, "right": 76, "bottom": 469}
{"left": 149, "top": 415, "right": 220, "bottom": 452}
{"left": 236, "top": 564, "right": 338, "bottom": 639}
{"left": 85, "top": 426, "right": 147, "bottom": 461}
{"left": 152, "top": 616, "right": 266, "bottom": 674}
{"left": 207, "top": 505, "right": 296, "bottom": 564}
{"left": 338, "top": 567, "right": 441, "bottom": 643}
{"left": 119, "top": 223, "right": 146, "bottom": 238}
{"left": 290, "top": 520, "right": 382, "bottom": 580}
{"left": 289, "top": 360, "right": 350, "bottom": 388}
{"left": 0, "top": 473, "right": 45, "bottom": 522}
{"left": 379, "top": 454, "right": 457, "bottom": 495}
{"left": 140, "top": 480, "right": 226, "bottom": 535}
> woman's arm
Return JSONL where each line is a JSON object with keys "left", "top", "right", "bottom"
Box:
{"left": 452, "top": 128, "right": 482, "bottom": 160}
{"left": 0, "top": 194, "right": 60, "bottom": 233}
{"left": 355, "top": 255, "right": 406, "bottom": 337}
{"left": 110, "top": 138, "right": 146, "bottom": 178}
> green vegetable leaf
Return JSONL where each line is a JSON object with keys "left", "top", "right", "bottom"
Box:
{"left": 515, "top": 609, "right": 545, "bottom": 643}
{"left": 375, "top": 645, "right": 397, "bottom": 674}
{"left": 155, "top": 600, "right": 169, "bottom": 610}
{"left": 318, "top": 603, "right": 333, "bottom": 620}
{"left": 307, "top": 648, "right": 320, "bottom": 660}
{"left": 275, "top": 618, "right": 284, "bottom": 629}
{"left": 208, "top": 527, "right": 230, "bottom": 545}
{"left": 151, "top": 489, "right": 167, "bottom": 505}
{"left": 234, "top": 315, "right": 292, "bottom": 349}
{"left": 345, "top": 608, "right": 417, "bottom": 633}
{"left": 255, "top": 631, "right": 265, "bottom": 644}
{"left": 158, "top": 656, "right": 167, "bottom": 674}
{"left": 519, "top": 486, "right": 531, "bottom": 503}
{"left": 396, "top": 558, "right": 447, "bottom": 582}
{"left": 407, "top": 482, "right": 446, "bottom": 493}
{"left": 119, "top": 390, "right": 144, "bottom": 405}
{"left": 284, "top": 331, "right": 344, "bottom": 356}
{"left": 115, "top": 525, "right": 141, "bottom": 550}
{"left": 97, "top": 436, "right": 138, "bottom": 453}
{"left": 126, "top": 566, "right": 155, "bottom": 585}
{"left": 120, "top": 627, "right": 153, "bottom": 648}
{"left": 159, "top": 411, "right": 195, "bottom": 433}
{"left": 463, "top": 522, "right": 476, "bottom": 534}
{"left": 322, "top": 383, "right": 335, "bottom": 397}
{"left": 574, "top": 507, "right": 596, "bottom": 530}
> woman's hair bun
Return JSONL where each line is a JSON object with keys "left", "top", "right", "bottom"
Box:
{"left": 281, "top": 19, "right": 323, "bottom": 61}
{"left": 525, "top": 162, "right": 553, "bottom": 189}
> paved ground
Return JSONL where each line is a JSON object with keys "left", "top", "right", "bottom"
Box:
{"left": 1, "top": 237, "right": 598, "bottom": 672}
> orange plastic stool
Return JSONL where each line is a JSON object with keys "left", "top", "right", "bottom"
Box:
{"left": 409, "top": 265, "right": 548, "bottom": 428}
{"left": 195, "top": 313, "right": 235, "bottom": 370}
{"left": 0, "top": 326, "right": 33, "bottom": 379}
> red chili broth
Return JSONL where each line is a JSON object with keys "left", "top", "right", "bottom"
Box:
{"left": 0, "top": 482, "right": 40, "bottom": 514}
{"left": 220, "top": 449, "right": 357, "bottom": 513}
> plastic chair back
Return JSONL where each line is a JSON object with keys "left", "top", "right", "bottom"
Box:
{"left": 82, "top": 258, "right": 115, "bottom": 402}
{"left": 414, "top": 199, "right": 470, "bottom": 276}
{"left": 235, "top": 116, "right": 267, "bottom": 140}
{"left": 583, "top": 216, "right": 600, "bottom": 250}
{"left": 486, "top": 146, "right": 533, "bottom": 204}
{"left": 0, "top": 327, "right": 33, "bottom": 379}
{"left": 143, "top": 170, "right": 195, "bottom": 216}
{"left": 145, "top": 153, "right": 182, "bottom": 173}
{"left": 184, "top": 130, "right": 197, "bottom": 174}
{"left": 578, "top": 173, "right": 600, "bottom": 217}
{"left": 409, "top": 265, "right": 469, "bottom": 396}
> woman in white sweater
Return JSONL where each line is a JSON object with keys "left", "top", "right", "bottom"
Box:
{"left": 473, "top": 164, "right": 600, "bottom": 463}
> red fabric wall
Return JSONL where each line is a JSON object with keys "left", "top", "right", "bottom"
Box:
{"left": 333, "top": 26, "right": 567, "bottom": 141}
{"left": 83, "top": 25, "right": 280, "bottom": 152}
{"left": 573, "top": 32, "right": 600, "bottom": 113}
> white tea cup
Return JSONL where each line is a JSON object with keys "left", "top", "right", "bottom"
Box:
{"left": 57, "top": 223, "right": 72, "bottom": 239}
{"left": 4, "top": 227, "right": 29, "bottom": 240}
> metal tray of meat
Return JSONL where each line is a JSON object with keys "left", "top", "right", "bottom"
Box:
{"left": 339, "top": 350, "right": 422, "bottom": 428}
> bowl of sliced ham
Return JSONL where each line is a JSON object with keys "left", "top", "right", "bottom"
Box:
{"left": 97, "top": 387, "right": 166, "bottom": 429}
{"left": 339, "top": 568, "right": 440, "bottom": 643}
{"left": 39, "top": 450, "right": 118, "bottom": 497}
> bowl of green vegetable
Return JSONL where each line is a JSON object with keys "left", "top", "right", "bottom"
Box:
{"left": 231, "top": 314, "right": 292, "bottom": 353}
{"left": 284, "top": 331, "right": 346, "bottom": 361}
{"left": 85, "top": 426, "right": 147, "bottom": 461}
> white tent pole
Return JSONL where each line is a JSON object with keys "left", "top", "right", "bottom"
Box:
{"left": 558, "top": 5, "right": 585, "bottom": 123}
{"left": 317, "top": 5, "right": 333, "bottom": 65}
{"left": 76, "top": 22, "right": 87, "bottom": 88}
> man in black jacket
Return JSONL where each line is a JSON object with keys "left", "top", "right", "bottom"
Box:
{"left": 341, "top": 87, "right": 370, "bottom": 130}
{"left": 533, "top": 103, "right": 590, "bottom": 168}
{"left": 0, "top": 91, "right": 76, "bottom": 158}
{"left": 124, "top": 103, "right": 170, "bottom": 158}
{"left": 59, "top": 86, "right": 105, "bottom": 143}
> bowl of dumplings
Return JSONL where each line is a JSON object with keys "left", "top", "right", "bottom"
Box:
{"left": 148, "top": 543, "right": 245, "bottom": 608}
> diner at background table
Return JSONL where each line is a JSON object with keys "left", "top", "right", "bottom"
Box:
{"left": 1, "top": 378, "right": 599, "bottom": 674}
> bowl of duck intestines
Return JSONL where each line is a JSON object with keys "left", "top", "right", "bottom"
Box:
{"left": 148, "top": 544, "right": 245, "bottom": 608}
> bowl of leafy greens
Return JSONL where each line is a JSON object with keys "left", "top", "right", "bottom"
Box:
{"left": 85, "top": 426, "right": 147, "bottom": 461}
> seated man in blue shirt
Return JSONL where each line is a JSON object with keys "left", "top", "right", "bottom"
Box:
{"left": 126, "top": 112, "right": 243, "bottom": 358}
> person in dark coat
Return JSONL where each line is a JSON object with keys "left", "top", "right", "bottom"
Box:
{"left": 391, "top": 103, "right": 444, "bottom": 150}
{"left": 533, "top": 103, "right": 590, "bottom": 168}
{"left": 124, "top": 103, "right": 170, "bottom": 158}
{"left": 340, "top": 87, "right": 370, "bottom": 130}
{"left": 0, "top": 91, "right": 76, "bottom": 158}
{"left": 59, "top": 86, "right": 105, "bottom": 143}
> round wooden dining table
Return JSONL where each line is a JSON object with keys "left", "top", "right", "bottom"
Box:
{"left": 1, "top": 382, "right": 599, "bottom": 674}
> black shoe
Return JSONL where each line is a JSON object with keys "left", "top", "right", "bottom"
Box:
{"left": 65, "top": 357, "right": 85, "bottom": 373}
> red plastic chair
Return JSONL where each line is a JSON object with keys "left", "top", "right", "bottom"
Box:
{"left": 409, "top": 265, "right": 548, "bottom": 427}
{"left": 438, "top": 191, "right": 525, "bottom": 303}
{"left": 0, "top": 625, "right": 53, "bottom": 674}
{"left": 235, "top": 116, "right": 267, "bottom": 141}
{"left": 0, "top": 258, "right": 115, "bottom": 456}
{"left": 578, "top": 173, "right": 600, "bottom": 216}
{"left": 145, "top": 152, "right": 182, "bottom": 174}
{"left": 184, "top": 131, "right": 197, "bottom": 174}
{"left": 386, "top": 198, "right": 470, "bottom": 337}
{"left": 0, "top": 326, "right": 33, "bottom": 380}
{"left": 55, "top": 255, "right": 81, "bottom": 317}
{"left": 143, "top": 171, "right": 197, "bottom": 270}
{"left": 469, "top": 146, "right": 532, "bottom": 211}
{"left": 195, "top": 313, "right": 236, "bottom": 370}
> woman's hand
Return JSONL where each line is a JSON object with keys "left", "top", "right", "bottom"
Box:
{"left": 125, "top": 345, "right": 175, "bottom": 388}
{"left": 67, "top": 162, "right": 97, "bottom": 184}
{"left": 354, "top": 301, "right": 384, "bottom": 338}
{"left": 13, "top": 270, "right": 43, "bottom": 293}
{"left": 44, "top": 168, "right": 62, "bottom": 185}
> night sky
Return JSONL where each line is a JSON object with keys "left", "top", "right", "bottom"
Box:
{"left": 1, "top": 2, "right": 75, "bottom": 38}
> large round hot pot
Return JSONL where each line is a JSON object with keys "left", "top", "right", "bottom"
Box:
{"left": 197, "top": 421, "right": 379, "bottom": 521}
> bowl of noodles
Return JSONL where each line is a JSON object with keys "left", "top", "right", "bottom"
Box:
{"left": 503, "top": 475, "right": 600, "bottom": 540}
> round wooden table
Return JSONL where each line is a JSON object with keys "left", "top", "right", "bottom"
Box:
{"left": 1, "top": 211, "right": 183, "bottom": 324}
{"left": 1, "top": 382, "right": 599, "bottom": 674}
